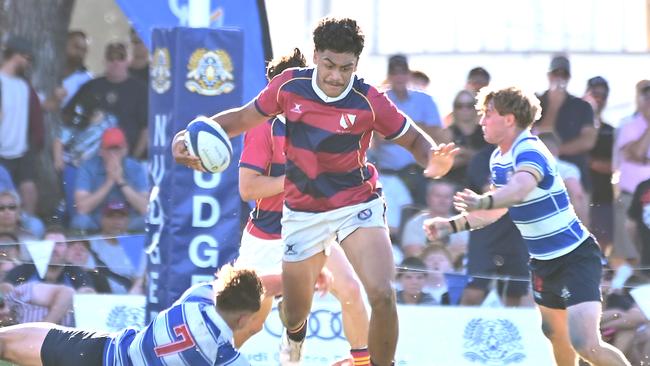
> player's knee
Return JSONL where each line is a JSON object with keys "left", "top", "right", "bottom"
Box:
{"left": 570, "top": 331, "right": 599, "bottom": 359}
{"left": 365, "top": 283, "right": 395, "bottom": 308}
{"left": 540, "top": 320, "right": 555, "bottom": 340}
{"left": 332, "top": 277, "right": 363, "bottom": 303}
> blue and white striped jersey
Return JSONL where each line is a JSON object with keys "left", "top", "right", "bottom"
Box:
{"left": 490, "top": 129, "right": 589, "bottom": 260}
{"left": 103, "top": 282, "right": 249, "bottom": 366}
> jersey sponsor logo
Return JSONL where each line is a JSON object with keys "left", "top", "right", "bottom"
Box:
{"left": 339, "top": 113, "right": 357, "bottom": 129}
{"left": 154, "top": 324, "right": 196, "bottom": 357}
{"left": 463, "top": 318, "right": 526, "bottom": 364}
{"left": 185, "top": 48, "right": 235, "bottom": 96}
{"left": 290, "top": 103, "right": 302, "bottom": 114}
{"left": 151, "top": 47, "right": 171, "bottom": 94}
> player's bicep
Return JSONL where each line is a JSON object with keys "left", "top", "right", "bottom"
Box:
{"left": 514, "top": 150, "right": 547, "bottom": 183}
{"left": 212, "top": 101, "right": 269, "bottom": 138}
{"left": 506, "top": 170, "right": 539, "bottom": 197}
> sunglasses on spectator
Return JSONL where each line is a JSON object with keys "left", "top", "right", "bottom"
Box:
{"left": 454, "top": 102, "right": 475, "bottom": 110}
{"left": 0, "top": 205, "right": 17, "bottom": 212}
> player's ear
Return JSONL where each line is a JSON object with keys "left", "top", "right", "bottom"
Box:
{"left": 504, "top": 113, "right": 516, "bottom": 127}
{"left": 312, "top": 50, "right": 319, "bottom": 65}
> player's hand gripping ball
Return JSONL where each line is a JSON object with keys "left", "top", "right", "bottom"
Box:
{"left": 184, "top": 116, "right": 232, "bottom": 173}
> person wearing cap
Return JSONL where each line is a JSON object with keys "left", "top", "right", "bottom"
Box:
{"left": 64, "top": 42, "right": 148, "bottom": 159}
{"left": 86, "top": 200, "right": 146, "bottom": 294}
{"left": 0, "top": 35, "right": 44, "bottom": 216}
{"left": 71, "top": 127, "right": 148, "bottom": 233}
{"left": 612, "top": 80, "right": 650, "bottom": 271}
{"left": 535, "top": 54, "right": 596, "bottom": 193}
{"left": 583, "top": 77, "right": 614, "bottom": 255}
{"left": 368, "top": 54, "right": 442, "bottom": 237}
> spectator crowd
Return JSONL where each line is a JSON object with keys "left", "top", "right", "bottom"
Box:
{"left": 1, "top": 28, "right": 650, "bottom": 363}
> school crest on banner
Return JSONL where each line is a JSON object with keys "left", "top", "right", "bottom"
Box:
{"left": 185, "top": 48, "right": 235, "bottom": 96}
{"left": 463, "top": 318, "right": 526, "bottom": 365}
{"left": 151, "top": 47, "right": 171, "bottom": 94}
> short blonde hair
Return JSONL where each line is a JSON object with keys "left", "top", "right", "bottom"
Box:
{"left": 477, "top": 86, "right": 542, "bottom": 129}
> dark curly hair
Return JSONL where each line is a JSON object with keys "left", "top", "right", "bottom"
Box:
{"left": 312, "top": 17, "right": 364, "bottom": 57}
{"left": 266, "top": 48, "right": 307, "bottom": 81}
{"left": 215, "top": 266, "right": 263, "bottom": 313}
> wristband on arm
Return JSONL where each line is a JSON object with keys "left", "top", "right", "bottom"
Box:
{"left": 478, "top": 194, "right": 494, "bottom": 210}
{"left": 448, "top": 214, "right": 472, "bottom": 233}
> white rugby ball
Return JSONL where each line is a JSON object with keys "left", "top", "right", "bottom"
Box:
{"left": 184, "top": 116, "right": 232, "bottom": 173}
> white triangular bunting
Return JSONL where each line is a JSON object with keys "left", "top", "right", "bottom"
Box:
{"left": 24, "top": 240, "right": 55, "bottom": 279}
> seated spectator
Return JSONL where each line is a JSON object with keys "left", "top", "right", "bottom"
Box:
{"left": 420, "top": 245, "right": 452, "bottom": 305}
{"left": 64, "top": 238, "right": 111, "bottom": 293}
{"left": 439, "top": 90, "right": 488, "bottom": 185}
{"left": 4, "top": 226, "right": 97, "bottom": 292}
{"left": 600, "top": 275, "right": 650, "bottom": 363}
{"left": 0, "top": 232, "right": 21, "bottom": 281}
{"left": 0, "top": 282, "right": 74, "bottom": 326}
{"left": 88, "top": 201, "right": 146, "bottom": 294}
{"left": 0, "top": 190, "right": 41, "bottom": 241}
{"left": 395, "top": 257, "right": 436, "bottom": 305}
{"left": 54, "top": 91, "right": 118, "bottom": 224}
{"left": 72, "top": 127, "right": 148, "bottom": 232}
{"left": 400, "top": 180, "right": 468, "bottom": 259}
{"left": 538, "top": 132, "right": 590, "bottom": 226}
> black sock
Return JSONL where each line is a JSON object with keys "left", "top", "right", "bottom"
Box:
{"left": 287, "top": 319, "right": 307, "bottom": 342}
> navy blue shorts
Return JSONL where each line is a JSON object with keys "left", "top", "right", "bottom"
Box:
{"left": 41, "top": 327, "right": 110, "bottom": 366}
{"left": 530, "top": 236, "right": 603, "bottom": 309}
{"left": 465, "top": 215, "right": 530, "bottom": 297}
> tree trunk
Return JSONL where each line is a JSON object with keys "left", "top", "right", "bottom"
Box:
{"left": 0, "top": 0, "right": 75, "bottom": 221}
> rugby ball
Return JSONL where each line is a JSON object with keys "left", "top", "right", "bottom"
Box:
{"left": 184, "top": 116, "right": 232, "bottom": 173}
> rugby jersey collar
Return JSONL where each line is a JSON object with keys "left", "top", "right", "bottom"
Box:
{"left": 311, "top": 67, "right": 355, "bottom": 103}
{"left": 207, "top": 308, "right": 234, "bottom": 341}
{"left": 504, "top": 128, "right": 534, "bottom": 155}
{"left": 276, "top": 114, "right": 286, "bottom": 123}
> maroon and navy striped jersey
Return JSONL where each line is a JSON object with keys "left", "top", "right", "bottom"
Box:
{"left": 254, "top": 67, "right": 410, "bottom": 212}
{"left": 239, "top": 117, "right": 285, "bottom": 239}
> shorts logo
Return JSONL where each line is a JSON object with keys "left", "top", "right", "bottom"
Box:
{"left": 285, "top": 243, "right": 297, "bottom": 256}
{"left": 560, "top": 287, "right": 571, "bottom": 300}
{"left": 357, "top": 209, "right": 372, "bottom": 220}
{"left": 463, "top": 318, "right": 526, "bottom": 364}
{"left": 151, "top": 47, "right": 171, "bottom": 94}
{"left": 185, "top": 48, "right": 235, "bottom": 96}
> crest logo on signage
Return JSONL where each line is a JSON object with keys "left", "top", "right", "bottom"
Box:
{"left": 151, "top": 47, "right": 171, "bottom": 94}
{"left": 185, "top": 48, "right": 235, "bottom": 96}
{"left": 463, "top": 318, "right": 525, "bottom": 364}
{"left": 106, "top": 305, "right": 145, "bottom": 331}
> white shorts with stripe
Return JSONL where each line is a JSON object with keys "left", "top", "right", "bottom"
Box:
{"left": 234, "top": 230, "right": 284, "bottom": 276}
{"left": 281, "top": 197, "right": 387, "bottom": 262}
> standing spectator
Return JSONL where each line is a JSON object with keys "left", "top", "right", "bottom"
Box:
{"left": 395, "top": 257, "right": 436, "bottom": 305}
{"left": 0, "top": 36, "right": 44, "bottom": 215}
{"left": 0, "top": 165, "right": 14, "bottom": 192}
{"left": 612, "top": 80, "right": 650, "bottom": 269}
{"left": 369, "top": 54, "right": 442, "bottom": 206}
{"left": 420, "top": 245, "right": 452, "bottom": 305}
{"left": 459, "top": 145, "right": 530, "bottom": 307}
{"left": 409, "top": 70, "right": 430, "bottom": 91}
{"left": 0, "top": 282, "right": 74, "bottom": 327}
{"left": 128, "top": 28, "right": 149, "bottom": 84}
{"left": 42, "top": 31, "right": 93, "bottom": 111}
{"left": 88, "top": 201, "right": 146, "bottom": 294}
{"left": 400, "top": 180, "right": 468, "bottom": 259}
{"left": 585, "top": 76, "right": 614, "bottom": 255}
{"left": 64, "top": 43, "right": 148, "bottom": 159}
{"left": 439, "top": 90, "right": 488, "bottom": 185}
{"left": 535, "top": 54, "right": 596, "bottom": 191}
{"left": 626, "top": 176, "right": 650, "bottom": 276}
{"left": 4, "top": 226, "right": 97, "bottom": 292}
{"left": 465, "top": 67, "right": 491, "bottom": 94}
{"left": 72, "top": 127, "right": 148, "bottom": 232}
{"left": 538, "top": 132, "right": 590, "bottom": 226}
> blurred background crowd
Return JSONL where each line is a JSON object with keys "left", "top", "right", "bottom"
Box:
{"left": 0, "top": 0, "right": 649, "bottom": 363}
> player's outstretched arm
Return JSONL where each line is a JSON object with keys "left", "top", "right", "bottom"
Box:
{"left": 423, "top": 208, "right": 507, "bottom": 241}
{"left": 454, "top": 171, "right": 538, "bottom": 212}
{"left": 392, "top": 123, "right": 458, "bottom": 179}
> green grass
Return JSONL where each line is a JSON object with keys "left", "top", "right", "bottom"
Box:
{"left": 0, "top": 361, "right": 16, "bottom": 366}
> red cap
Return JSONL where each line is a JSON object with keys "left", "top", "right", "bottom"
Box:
{"left": 102, "top": 127, "right": 127, "bottom": 149}
{"left": 103, "top": 201, "right": 128, "bottom": 215}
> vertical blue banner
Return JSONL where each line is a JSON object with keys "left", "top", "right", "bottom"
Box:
{"left": 147, "top": 27, "right": 243, "bottom": 320}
